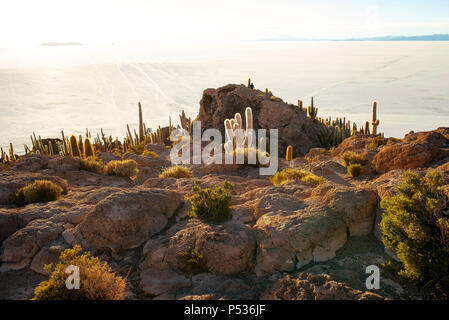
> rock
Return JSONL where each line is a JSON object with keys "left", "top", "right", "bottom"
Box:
{"left": 12, "top": 154, "right": 48, "bottom": 172}
{"left": 140, "top": 262, "right": 191, "bottom": 296}
{"left": 66, "top": 188, "right": 182, "bottom": 252}
{"left": 55, "top": 170, "right": 134, "bottom": 188}
{"left": 47, "top": 155, "right": 81, "bottom": 171}
{"left": 254, "top": 206, "right": 347, "bottom": 275}
{"left": 373, "top": 130, "right": 449, "bottom": 173}
{"left": 30, "top": 240, "right": 69, "bottom": 275}
{"left": 163, "top": 220, "right": 256, "bottom": 275}
{"left": 196, "top": 84, "right": 323, "bottom": 156}
{"left": 321, "top": 187, "right": 377, "bottom": 236}
{"left": 260, "top": 273, "right": 385, "bottom": 300}
{"left": 0, "top": 219, "right": 64, "bottom": 270}
{"left": 96, "top": 152, "right": 120, "bottom": 164}
{"left": 0, "top": 210, "right": 19, "bottom": 244}
{"left": 0, "top": 171, "right": 68, "bottom": 205}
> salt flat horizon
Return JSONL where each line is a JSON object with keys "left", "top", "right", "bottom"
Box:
{"left": 1, "top": 41, "right": 449, "bottom": 152}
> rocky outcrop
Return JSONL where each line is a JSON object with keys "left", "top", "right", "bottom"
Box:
{"left": 0, "top": 219, "right": 65, "bottom": 270}
{"left": 0, "top": 171, "right": 68, "bottom": 205}
{"left": 373, "top": 129, "right": 449, "bottom": 173}
{"left": 63, "top": 188, "right": 182, "bottom": 252}
{"left": 196, "top": 84, "right": 323, "bottom": 156}
{"left": 260, "top": 273, "right": 385, "bottom": 300}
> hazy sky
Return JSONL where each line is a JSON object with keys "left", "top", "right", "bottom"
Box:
{"left": 1, "top": 0, "right": 449, "bottom": 46}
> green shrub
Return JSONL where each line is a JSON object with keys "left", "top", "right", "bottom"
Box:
{"left": 189, "top": 180, "right": 234, "bottom": 223}
{"left": 347, "top": 163, "right": 363, "bottom": 177}
{"left": 80, "top": 156, "right": 104, "bottom": 174}
{"left": 368, "top": 135, "right": 386, "bottom": 148}
{"left": 159, "top": 165, "right": 193, "bottom": 179}
{"left": 104, "top": 160, "right": 138, "bottom": 177}
{"left": 380, "top": 170, "right": 449, "bottom": 297}
{"left": 341, "top": 151, "right": 364, "bottom": 167}
{"left": 33, "top": 245, "right": 126, "bottom": 300}
{"left": 15, "top": 180, "right": 63, "bottom": 205}
{"left": 270, "top": 168, "right": 324, "bottom": 186}
{"left": 177, "top": 247, "right": 207, "bottom": 274}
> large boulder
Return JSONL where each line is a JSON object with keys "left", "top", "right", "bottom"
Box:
{"left": 196, "top": 84, "right": 323, "bottom": 156}
{"left": 0, "top": 209, "right": 19, "bottom": 244}
{"left": 254, "top": 206, "right": 347, "bottom": 275}
{"left": 64, "top": 188, "right": 182, "bottom": 252}
{"left": 142, "top": 220, "right": 256, "bottom": 275}
{"left": 0, "top": 219, "right": 65, "bottom": 270}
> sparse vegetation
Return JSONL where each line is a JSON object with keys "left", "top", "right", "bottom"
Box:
{"left": 341, "top": 151, "right": 364, "bottom": 167}
{"left": 231, "top": 147, "right": 270, "bottom": 167}
{"left": 270, "top": 168, "right": 324, "bottom": 186}
{"left": 380, "top": 170, "right": 449, "bottom": 298}
{"left": 159, "top": 165, "right": 193, "bottom": 179}
{"left": 33, "top": 245, "right": 126, "bottom": 300}
{"left": 104, "top": 159, "right": 138, "bottom": 177}
{"left": 347, "top": 163, "right": 363, "bottom": 177}
{"left": 368, "top": 135, "right": 385, "bottom": 148}
{"left": 189, "top": 180, "right": 234, "bottom": 223}
{"left": 127, "top": 143, "right": 158, "bottom": 157}
{"left": 80, "top": 156, "right": 104, "bottom": 174}
{"left": 177, "top": 247, "right": 207, "bottom": 274}
{"left": 15, "top": 180, "right": 63, "bottom": 205}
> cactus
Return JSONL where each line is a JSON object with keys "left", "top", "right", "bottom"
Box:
{"left": 298, "top": 99, "right": 303, "bottom": 112}
{"left": 265, "top": 88, "right": 269, "bottom": 96}
{"left": 69, "top": 135, "right": 81, "bottom": 157}
{"left": 248, "top": 78, "right": 251, "bottom": 88}
{"left": 286, "top": 145, "right": 293, "bottom": 161}
{"left": 308, "top": 97, "right": 318, "bottom": 120}
{"left": 371, "top": 101, "right": 379, "bottom": 135}
{"left": 138, "top": 102, "right": 144, "bottom": 143}
{"left": 83, "top": 137, "right": 95, "bottom": 158}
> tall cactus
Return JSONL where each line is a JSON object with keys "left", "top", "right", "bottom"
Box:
{"left": 298, "top": 99, "right": 303, "bottom": 112}
{"left": 371, "top": 101, "right": 379, "bottom": 135}
{"left": 286, "top": 145, "right": 293, "bottom": 161}
{"left": 248, "top": 78, "right": 251, "bottom": 88}
{"left": 308, "top": 97, "right": 318, "bottom": 120}
{"left": 83, "top": 137, "right": 95, "bottom": 158}
{"left": 69, "top": 135, "right": 81, "bottom": 157}
{"left": 138, "top": 102, "right": 144, "bottom": 143}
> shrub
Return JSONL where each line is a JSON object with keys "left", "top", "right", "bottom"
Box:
{"left": 270, "top": 168, "right": 324, "bottom": 186}
{"left": 380, "top": 170, "right": 449, "bottom": 297}
{"left": 189, "top": 180, "right": 234, "bottom": 223}
{"left": 15, "top": 180, "right": 62, "bottom": 205}
{"left": 177, "top": 247, "right": 207, "bottom": 274}
{"left": 80, "top": 156, "right": 104, "bottom": 174}
{"left": 368, "top": 135, "right": 386, "bottom": 148}
{"left": 33, "top": 245, "right": 126, "bottom": 300}
{"left": 104, "top": 160, "right": 138, "bottom": 177}
{"left": 159, "top": 165, "right": 193, "bottom": 179}
{"left": 347, "top": 163, "right": 363, "bottom": 177}
{"left": 341, "top": 151, "right": 364, "bottom": 167}
{"left": 127, "top": 144, "right": 158, "bottom": 157}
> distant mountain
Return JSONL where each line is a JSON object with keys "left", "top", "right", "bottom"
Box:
{"left": 259, "top": 34, "right": 449, "bottom": 42}
{"left": 39, "top": 42, "right": 83, "bottom": 46}
{"left": 341, "top": 34, "right": 449, "bottom": 41}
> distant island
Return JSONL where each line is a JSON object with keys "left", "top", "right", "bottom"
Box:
{"left": 39, "top": 42, "right": 83, "bottom": 46}
{"left": 260, "top": 34, "right": 449, "bottom": 42}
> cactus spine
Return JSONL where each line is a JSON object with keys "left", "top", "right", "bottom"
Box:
{"left": 371, "top": 101, "right": 379, "bottom": 135}
{"left": 286, "top": 145, "right": 293, "bottom": 161}
{"left": 83, "top": 137, "right": 95, "bottom": 158}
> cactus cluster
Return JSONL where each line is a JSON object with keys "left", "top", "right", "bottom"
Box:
{"left": 223, "top": 107, "right": 269, "bottom": 165}
{"left": 1, "top": 143, "right": 16, "bottom": 164}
